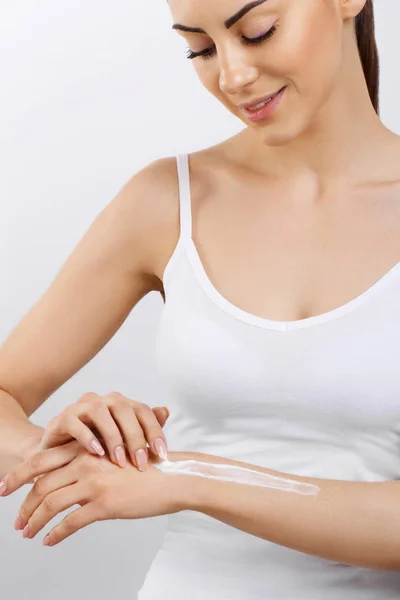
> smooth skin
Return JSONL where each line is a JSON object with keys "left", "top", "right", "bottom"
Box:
{"left": 38, "top": 391, "right": 170, "bottom": 470}
{"left": 0, "top": 158, "right": 179, "bottom": 480}
{"left": 3, "top": 445, "right": 400, "bottom": 571}
{"left": 1, "top": 441, "right": 183, "bottom": 546}
{"left": 2, "top": 0, "right": 400, "bottom": 569}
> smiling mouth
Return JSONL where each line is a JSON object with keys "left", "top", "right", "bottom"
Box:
{"left": 238, "top": 87, "right": 286, "bottom": 110}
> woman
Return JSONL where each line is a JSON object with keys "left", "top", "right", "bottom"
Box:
{"left": 1, "top": 0, "right": 400, "bottom": 597}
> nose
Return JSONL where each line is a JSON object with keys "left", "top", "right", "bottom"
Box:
{"left": 219, "top": 52, "right": 259, "bottom": 95}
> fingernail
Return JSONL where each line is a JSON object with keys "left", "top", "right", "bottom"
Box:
{"left": 163, "top": 407, "right": 170, "bottom": 419}
{"left": 115, "top": 446, "right": 126, "bottom": 468}
{"left": 91, "top": 440, "right": 105, "bottom": 456}
{"left": 0, "top": 479, "right": 7, "bottom": 496}
{"left": 22, "top": 524, "right": 30, "bottom": 538}
{"left": 135, "top": 448, "right": 147, "bottom": 471}
{"left": 43, "top": 534, "right": 53, "bottom": 547}
{"left": 154, "top": 437, "right": 168, "bottom": 460}
{"left": 14, "top": 514, "right": 23, "bottom": 530}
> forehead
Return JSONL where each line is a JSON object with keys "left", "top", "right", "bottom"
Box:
{"left": 168, "top": 0, "right": 275, "bottom": 29}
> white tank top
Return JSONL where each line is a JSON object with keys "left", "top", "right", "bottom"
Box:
{"left": 138, "top": 153, "right": 400, "bottom": 599}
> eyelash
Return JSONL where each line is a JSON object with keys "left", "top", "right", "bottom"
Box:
{"left": 185, "top": 24, "right": 278, "bottom": 61}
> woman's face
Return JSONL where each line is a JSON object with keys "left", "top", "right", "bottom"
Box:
{"left": 168, "top": 0, "right": 366, "bottom": 145}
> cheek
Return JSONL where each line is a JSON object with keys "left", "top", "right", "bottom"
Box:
{"left": 195, "top": 64, "right": 220, "bottom": 97}
{"left": 277, "top": 9, "right": 342, "bottom": 101}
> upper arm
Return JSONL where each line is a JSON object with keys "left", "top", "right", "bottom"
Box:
{"left": 0, "top": 157, "right": 177, "bottom": 417}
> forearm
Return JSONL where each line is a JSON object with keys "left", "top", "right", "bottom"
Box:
{"left": 0, "top": 390, "right": 44, "bottom": 478}
{"left": 170, "top": 451, "right": 400, "bottom": 571}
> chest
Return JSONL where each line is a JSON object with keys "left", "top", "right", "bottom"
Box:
{"left": 157, "top": 256, "right": 400, "bottom": 472}
{"left": 190, "top": 170, "right": 400, "bottom": 323}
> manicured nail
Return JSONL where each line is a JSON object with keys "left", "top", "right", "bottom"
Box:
{"left": 43, "top": 534, "right": 53, "bottom": 546}
{"left": 14, "top": 514, "right": 23, "bottom": 530}
{"left": 154, "top": 437, "right": 168, "bottom": 460}
{"left": 0, "top": 479, "right": 7, "bottom": 496}
{"left": 115, "top": 446, "right": 126, "bottom": 468}
{"left": 22, "top": 524, "right": 30, "bottom": 538}
{"left": 163, "top": 407, "right": 170, "bottom": 419}
{"left": 135, "top": 448, "right": 147, "bottom": 471}
{"left": 91, "top": 440, "right": 105, "bottom": 456}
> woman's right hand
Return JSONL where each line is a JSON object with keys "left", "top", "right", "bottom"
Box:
{"left": 36, "top": 392, "right": 170, "bottom": 471}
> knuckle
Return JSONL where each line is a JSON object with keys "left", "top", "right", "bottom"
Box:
{"left": 34, "top": 477, "right": 47, "bottom": 495}
{"left": 43, "top": 494, "right": 56, "bottom": 512}
{"left": 106, "top": 392, "right": 126, "bottom": 409}
{"left": 92, "top": 401, "right": 106, "bottom": 415}
{"left": 135, "top": 402, "right": 151, "bottom": 417}
{"left": 46, "top": 415, "right": 59, "bottom": 430}
{"left": 61, "top": 412, "right": 74, "bottom": 426}
{"left": 112, "top": 397, "right": 126, "bottom": 410}
{"left": 93, "top": 395, "right": 105, "bottom": 405}
{"left": 78, "top": 392, "right": 98, "bottom": 404}
{"left": 127, "top": 397, "right": 139, "bottom": 408}
{"left": 29, "top": 452, "right": 45, "bottom": 472}
{"left": 62, "top": 405, "right": 78, "bottom": 420}
{"left": 62, "top": 513, "right": 76, "bottom": 533}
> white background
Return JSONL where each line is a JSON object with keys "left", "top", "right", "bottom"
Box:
{"left": 0, "top": 1, "right": 399, "bottom": 598}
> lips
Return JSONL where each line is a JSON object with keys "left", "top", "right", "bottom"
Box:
{"left": 238, "top": 87, "right": 285, "bottom": 110}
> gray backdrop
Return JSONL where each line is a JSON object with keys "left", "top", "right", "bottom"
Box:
{"left": 0, "top": 0, "right": 399, "bottom": 598}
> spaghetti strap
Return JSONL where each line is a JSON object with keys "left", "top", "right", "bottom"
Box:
{"left": 176, "top": 153, "right": 192, "bottom": 241}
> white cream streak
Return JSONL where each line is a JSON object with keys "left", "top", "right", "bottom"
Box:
{"left": 154, "top": 459, "right": 320, "bottom": 495}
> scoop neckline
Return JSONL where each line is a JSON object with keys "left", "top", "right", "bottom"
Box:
{"left": 185, "top": 239, "right": 400, "bottom": 331}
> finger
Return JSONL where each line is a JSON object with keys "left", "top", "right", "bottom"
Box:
{"left": 24, "top": 481, "right": 86, "bottom": 539}
{"left": 129, "top": 405, "right": 169, "bottom": 460}
{"left": 84, "top": 403, "right": 128, "bottom": 468}
{"left": 2, "top": 442, "right": 79, "bottom": 496}
{"left": 40, "top": 413, "right": 106, "bottom": 457}
{"left": 108, "top": 404, "right": 150, "bottom": 470}
{"left": 152, "top": 406, "right": 170, "bottom": 428}
{"left": 136, "top": 405, "right": 168, "bottom": 459}
{"left": 16, "top": 463, "right": 78, "bottom": 533}
{"left": 43, "top": 502, "right": 101, "bottom": 547}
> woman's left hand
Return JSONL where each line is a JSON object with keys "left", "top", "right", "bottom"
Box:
{"left": 9, "top": 448, "right": 184, "bottom": 547}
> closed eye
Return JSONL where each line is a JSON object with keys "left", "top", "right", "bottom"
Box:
{"left": 185, "top": 24, "right": 278, "bottom": 61}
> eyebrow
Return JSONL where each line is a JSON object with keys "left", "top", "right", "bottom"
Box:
{"left": 172, "top": 0, "right": 270, "bottom": 33}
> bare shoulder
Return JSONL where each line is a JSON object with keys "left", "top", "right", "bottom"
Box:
{"left": 0, "top": 156, "right": 185, "bottom": 416}
{"left": 114, "top": 155, "right": 183, "bottom": 294}
{"left": 127, "top": 155, "right": 182, "bottom": 294}
{"left": 144, "top": 140, "right": 256, "bottom": 294}
{"left": 0, "top": 150, "right": 231, "bottom": 418}
{"left": 145, "top": 150, "right": 223, "bottom": 293}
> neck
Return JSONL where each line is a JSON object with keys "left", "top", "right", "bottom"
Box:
{"left": 238, "top": 44, "right": 395, "bottom": 197}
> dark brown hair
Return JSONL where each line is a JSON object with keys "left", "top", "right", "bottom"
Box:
{"left": 355, "top": 0, "right": 380, "bottom": 114}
